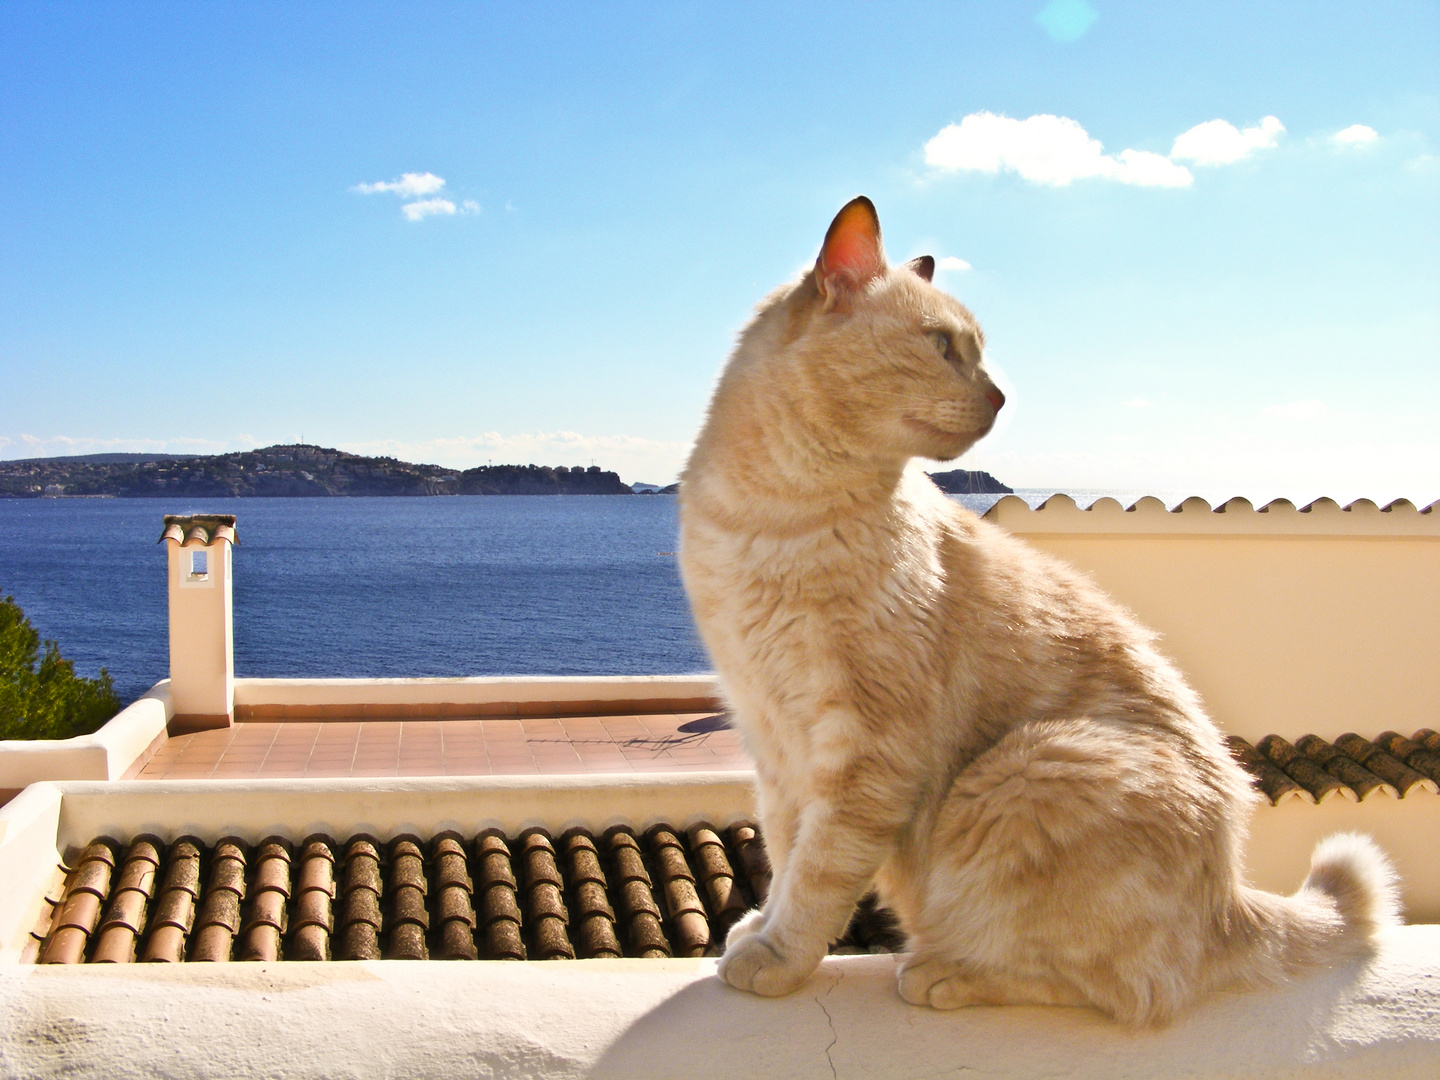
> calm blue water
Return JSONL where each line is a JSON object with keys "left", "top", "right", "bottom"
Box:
{"left": 0, "top": 490, "right": 1167, "bottom": 703}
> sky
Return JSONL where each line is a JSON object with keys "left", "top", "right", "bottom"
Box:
{"left": 2, "top": 1, "right": 1437, "bottom": 502}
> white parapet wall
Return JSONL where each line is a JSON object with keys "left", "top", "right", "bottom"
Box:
{"left": 233, "top": 673, "right": 723, "bottom": 717}
{"left": 0, "top": 683, "right": 171, "bottom": 792}
{"left": 984, "top": 495, "right": 1439, "bottom": 742}
{"left": 1, "top": 777, "right": 1438, "bottom": 1080}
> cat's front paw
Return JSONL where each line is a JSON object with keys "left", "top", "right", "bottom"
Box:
{"left": 717, "top": 930, "right": 818, "bottom": 997}
{"left": 721, "top": 908, "right": 766, "bottom": 950}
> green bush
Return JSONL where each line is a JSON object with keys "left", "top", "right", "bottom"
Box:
{"left": 0, "top": 595, "right": 122, "bottom": 740}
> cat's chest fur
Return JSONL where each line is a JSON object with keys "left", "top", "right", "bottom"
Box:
{"left": 681, "top": 469, "right": 966, "bottom": 775}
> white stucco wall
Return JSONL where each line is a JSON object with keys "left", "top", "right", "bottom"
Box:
{"left": 1, "top": 932, "right": 1437, "bottom": 1079}
{"left": 987, "top": 495, "right": 1439, "bottom": 742}
{"left": 0, "top": 684, "right": 170, "bottom": 790}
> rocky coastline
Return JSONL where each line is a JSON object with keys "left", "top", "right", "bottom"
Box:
{"left": 2, "top": 445, "right": 1010, "bottom": 499}
{"left": 0, "top": 445, "right": 634, "bottom": 498}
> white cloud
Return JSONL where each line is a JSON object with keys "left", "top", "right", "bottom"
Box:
{"left": 1261, "top": 399, "right": 1328, "bottom": 421}
{"left": 460, "top": 199, "right": 482, "bottom": 214}
{"left": 924, "top": 112, "right": 1193, "bottom": 188}
{"left": 352, "top": 172, "right": 447, "bottom": 197}
{"left": 1334, "top": 124, "right": 1379, "bottom": 146}
{"left": 401, "top": 198, "right": 457, "bottom": 221}
{"left": 937, "top": 256, "right": 972, "bottom": 273}
{"left": 1171, "top": 116, "right": 1284, "bottom": 166}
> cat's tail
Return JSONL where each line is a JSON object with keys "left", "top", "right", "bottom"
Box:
{"left": 1231, "top": 832, "right": 1400, "bottom": 987}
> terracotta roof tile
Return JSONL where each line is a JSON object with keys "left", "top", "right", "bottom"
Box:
{"left": 32, "top": 732, "right": 1438, "bottom": 967}
{"left": 158, "top": 513, "right": 238, "bottom": 547}
{"left": 560, "top": 829, "right": 622, "bottom": 959}
{"left": 336, "top": 837, "right": 383, "bottom": 960}
{"left": 237, "top": 838, "right": 292, "bottom": 962}
{"left": 385, "top": 836, "right": 430, "bottom": 960}
{"left": 1255, "top": 736, "right": 1354, "bottom": 803}
{"left": 38, "top": 838, "right": 121, "bottom": 964}
{"left": 289, "top": 835, "right": 337, "bottom": 961}
{"left": 726, "top": 822, "right": 771, "bottom": 905}
{"left": 603, "top": 826, "right": 670, "bottom": 958}
{"left": 1225, "top": 737, "right": 1310, "bottom": 804}
{"left": 1376, "top": 731, "right": 1440, "bottom": 786}
{"left": 89, "top": 836, "right": 162, "bottom": 963}
{"left": 517, "top": 829, "right": 575, "bottom": 960}
{"left": 190, "top": 838, "right": 247, "bottom": 962}
{"left": 647, "top": 824, "right": 711, "bottom": 957}
{"left": 1292, "top": 735, "right": 1399, "bottom": 800}
{"left": 475, "top": 830, "right": 526, "bottom": 960}
{"left": 687, "top": 824, "right": 748, "bottom": 941}
{"left": 430, "top": 832, "right": 479, "bottom": 961}
{"left": 141, "top": 837, "right": 202, "bottom": 963}
{"left": 1333, "top": 734, "right": 1440, "bottom": 798}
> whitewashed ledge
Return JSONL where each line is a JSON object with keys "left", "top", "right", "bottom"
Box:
{"left": 3, "top": 777, "right": 1438, "bottom": 1076}
{"left": 0, "top": 930, "right": 1437, "bottom": 1080}
{"left": 0, "top": 683, "right": 171, "bottom": 791}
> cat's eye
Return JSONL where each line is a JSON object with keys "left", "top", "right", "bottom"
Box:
{"left": 928, "top": 330, "right": 953, "bottom": 358}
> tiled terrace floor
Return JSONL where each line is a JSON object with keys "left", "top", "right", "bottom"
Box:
{"left": 136, "top": 712, "right": 752, "bottom": 780}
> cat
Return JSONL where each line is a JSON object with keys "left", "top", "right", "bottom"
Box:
{"left": 677, "top": 196, "right": 1399, "bottom": 1025}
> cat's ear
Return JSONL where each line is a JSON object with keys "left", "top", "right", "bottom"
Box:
{"left": 905, "top": 255, "right": 935, "bottom": 282}
{"left": 816, "top": 196, "right": 886, "bottom": 307}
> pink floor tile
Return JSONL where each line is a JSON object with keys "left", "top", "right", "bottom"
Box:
{"left": 131, "top": 713, "right": 754, "bottom": 782}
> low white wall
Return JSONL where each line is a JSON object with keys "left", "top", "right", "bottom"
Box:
{"left": 0, "top": 683, "right": 171, "bottom": 790}
{"left": 0, "top": 782, "right": 63, "bottom": 964}
{"left": 233, "top": 673, "right": 721, "bottom": 709}
{"left": 2, "top": 917, "right": 1437, "bottom": 1078}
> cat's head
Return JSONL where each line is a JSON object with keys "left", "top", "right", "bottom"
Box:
{"left": 775, "top": 196, "right": 1004, "bottom": 465}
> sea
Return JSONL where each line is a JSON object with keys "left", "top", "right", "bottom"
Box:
{"left": 0, "top": 490, "right": 1192, "bottom": 704}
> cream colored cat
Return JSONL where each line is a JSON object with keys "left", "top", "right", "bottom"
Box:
{"left": 678, "top": 196, "right": 1398, "bottom": 1025}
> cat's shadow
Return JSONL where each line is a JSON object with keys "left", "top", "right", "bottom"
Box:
{"left": 677, "top": 713, "right": 731, "bottom": 734}
{"left": 586, "top": 952, "right": 1380, "bottom": 1079}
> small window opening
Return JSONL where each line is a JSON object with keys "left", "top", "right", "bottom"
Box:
{"left": 189, "top": 549, "right": 209, "bottom": 579}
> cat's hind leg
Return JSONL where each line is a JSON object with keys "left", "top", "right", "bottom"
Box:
{"left": 905, "top": 716, "right": 1244, "bottom": 1025}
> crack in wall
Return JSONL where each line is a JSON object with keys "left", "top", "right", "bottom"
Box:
{"left": 815, "top": 969, "right": 842, "bottom": 1080}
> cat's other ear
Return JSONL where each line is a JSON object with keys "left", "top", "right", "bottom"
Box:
{"left": 905, "top": 255, "right": 935, "bottom": 282}
{"left": 816, "top": 196, "right": 886, "bottom": 308}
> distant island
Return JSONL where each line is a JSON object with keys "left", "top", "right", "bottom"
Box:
{"left": 926, "top": 469, "right": 1013, "bottom": 494}
{"left": 0, "top": 445, "right": 1008, "bottom": 499}
{"left": 0, "top": 444, "right": 634, "bottom": 498}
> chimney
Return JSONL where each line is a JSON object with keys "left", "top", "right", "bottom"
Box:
{"left": 159, "top": 514, "right": 238, "bottom": 734}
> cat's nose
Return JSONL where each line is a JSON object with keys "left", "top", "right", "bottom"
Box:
{"left": 986, "top": 387, "right": 1006, "bottom": 412}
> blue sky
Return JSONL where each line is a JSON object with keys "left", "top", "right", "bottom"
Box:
{"left": 2, "top": 1, "right": 1436, "bottom": 501}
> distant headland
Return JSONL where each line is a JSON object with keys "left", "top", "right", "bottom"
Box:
{"left": 926, "top": 469, "right": 1013, "bottom": 495}
{"left": 0, "top": 444, "right": 637, "bottom": 498}
{"left": 0, "top": 444, "right": 1007, "bottom": 498}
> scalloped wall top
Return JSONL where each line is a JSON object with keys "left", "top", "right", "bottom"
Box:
{"left": 983, "top": 493, "right": 1439, "bottom": 536}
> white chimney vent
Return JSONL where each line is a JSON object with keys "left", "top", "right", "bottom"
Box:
{"left": 159, "top": 514, "right": 237, "bottom": 734}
